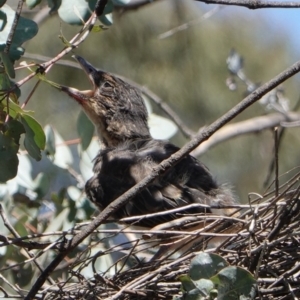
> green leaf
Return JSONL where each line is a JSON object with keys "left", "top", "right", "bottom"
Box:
{"left": 112, "top": 0, "right": 130, "bottom": 5}
{"left": 26, "top": 0, "right": 42, "bottom": 9}
{"left": 4, "top": 119, "right": 25, "bottom": 145}
{"left": 99, "top": 13, "right": 113, "bottom": 26}
{"left": 0, "top": 70, "right": 12, "bottom": 94}
{"left": 211, "top": 266, "right": 256, "bottom": 300}
{"left": 44, "top": 124, "right": 56, "bottom": 156}
{"left": 0, "top": 1, "right": 6, "bottom": 8}
{"left": 77, "top": 110, "right": 94, "bottom": 151}
{"left": 91, "top": 24, "right": 107, "bottom": 33}
{"left": 51, "top": 128, "right": 73, "bottom": 169}
{"left": 178, "top": 275, "right": 196, "bottom": 292}
{"left": 0, "top": 132, "right": 19, "bottom": 182}
{"left": 89, "top": 0, "right": 114, "bottom": 14}
{"left": 4, "top": 99, "right": 22, "bottom": 118}
{"left": 89, "top": 0, "right": 114, "bottom": 25}
{"left": 58, "top": 0, "right": 91, "bottom": 25}
{"left": 189, "top": 252, "right": 228, "bottom": 280}
{"left": 32, "top": 172, "right": 50, "bottom": 198}
{"left": 47, "top": 0, "right": 61, "bottom": 13}
{"left": 0, "top": 51, "right": 15, "bottom": 78}
{"left": 184, "top": 289, "right": 206, "bottom": 300}
{"left": 14, "top": 215, "right": 29, "bottom": 237}
{"left": 0, "top": 5, "right": 38, "bottom": 61}
{"left": 20, "top": 114, "right": 46, "bottom": 161}
{"left": 193, "top": 279, "right": 214, "bottom": 296}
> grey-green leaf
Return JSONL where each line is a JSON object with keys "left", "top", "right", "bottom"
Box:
{"left": 0, "top": 5, "right": 38, "bottom": 61}
{"left": 32, "top": 172, "right": 50, "bottom": 198}
{"left": 178, "top": 275, "right": 196, "bottom": 293}
{"left": 193, "top": 278, "right": 214, "bottom": 296}
{"left": 26, "top": 0, "right": 42, "bottom": 9}
{"left": 58, "top": 0, "right": 91, "bottom": 25}
{"left": 0, "top": 51, "right": 15, "bottom": 78}
{"left": 44, "top": 124, "right": 56, "bottom": 157}
{"left": 0, "top": 0, "right": 6, "bottom": 8}
{"left": 20, "top": 114, "right": 46, "bottom": 161}
{"left": 4, "top": 119, "right": 25, "bottom": 145}
{"left": 0, "top": 132, "right": 19, "bottom": 182}
{"left": 189, "top": 252, "right": 228, "bottom": 280}
{"left": 211, "top": 266, "right": 256, "bottom": 300}
{"left": 77, "top": 111, "right": 94, "bottom": 151}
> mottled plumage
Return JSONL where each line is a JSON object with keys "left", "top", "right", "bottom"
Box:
{"left": 62, "top": 55, "right": 237, "bottom": 230}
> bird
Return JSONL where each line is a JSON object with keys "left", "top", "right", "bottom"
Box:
{"left": 60, "top": 55, "right": 238, "bottom": 256}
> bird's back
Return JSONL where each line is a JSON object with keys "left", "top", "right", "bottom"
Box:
{"left": 85, "top": 139, "right": 236, "bottom": 228}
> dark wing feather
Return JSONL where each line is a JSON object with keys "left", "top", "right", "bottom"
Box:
{"left": 85, "top": 139, "right": 235, "bottom": 227}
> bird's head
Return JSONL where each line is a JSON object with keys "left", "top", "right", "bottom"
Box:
{"left": 61, "top": 55, "right": 151, "bottom": 147}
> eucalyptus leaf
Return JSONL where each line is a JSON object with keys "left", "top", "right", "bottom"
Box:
{"left": 0, "top": 51, "right": 15, "bottom": 78}
{"left": 178, "top": 275, "right": 196, "bottom": 292}
{"left": 79, "top": 138, "right": 99, "bottom": 181}
{"left": 112, "top": 0, "right": 130, "bottom": 5}
{"left": 14, "top": 154, "right": 34, "bottom": 189}
{"left": 4, "top": 119, "right": 25, "bottom": 145}
{"left": 58, "top": 0, "right": 91, "bottom": 25}
{"left": 148, "top": 113, "right": 178, "bottom": 140}
{"left": 32, "top": 173, "right": 50, "bottom": 198}
{"left": 52, "top": 128, "right": 73, "bottom": 169}
{"left": 193, "top": 279, "right": 214, "bottom": 296}
{"left": 189, "top": 252, "right": 228, "bottom": 280}
{"left": 0, "top": 4, "right": 38, "bottom": 61}
{"left": 26, "top": 0, "right": 42, "bottom": 9}
{"left": 45, "top": 207, "right": 70, "bottom": 233}
{"left": 99, "top": 13, "right": 113, "bottom": 26}
{"left": 20, "top": 114, "right": 46, "bottom": 161}
{"left": 47, "top": 0, "right": 61, "bottom": 13}
{"left": 0, "top": 0, "right": 6, "bottom": 8}
{"left": 0, "top": 132, "right": 19, "bottom": 182}
{"left": 14, "top": 215, "right": 29, "bottom": 237}
{"left": 44, "top": 124, "right": 56, "bottom": 157}
{"left": 77, "top": 110, "right": 94, "bottom": 151}
{"left": 211, "top": 266, "right": 256, "bottom": 300}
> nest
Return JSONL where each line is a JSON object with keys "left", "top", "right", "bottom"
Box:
{"left": 15, "top": 172, "right": 300, "bottom": 300}
{"left": 0, "top": 174, "right": 300, "bottom": 300}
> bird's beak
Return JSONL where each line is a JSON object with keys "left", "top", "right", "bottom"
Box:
{"left": 60, "top": 55, "right": 97, "bottom": 104}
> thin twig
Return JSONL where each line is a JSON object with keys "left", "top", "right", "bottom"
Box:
{"left": 192, "top": 112, "right": 300, "bottom": 157}
{"left": 4, "top": 0, "right": 23, "bottom": 54}
{"left": 158, "top": 6, "right": 222, "bottom": 39}
{"left": 195, "top": 0, "right": 300, "bottom": 9}
{"left": 274, "top": 127, "right": 279, "bottom": 197}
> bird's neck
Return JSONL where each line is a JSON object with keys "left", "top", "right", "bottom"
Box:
{"left": 92, "top": 114, "right": 151, "bottom": 148}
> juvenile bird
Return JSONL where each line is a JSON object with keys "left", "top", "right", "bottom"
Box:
{"left": 61, "top": 55, "right": 237, "bottom": 253}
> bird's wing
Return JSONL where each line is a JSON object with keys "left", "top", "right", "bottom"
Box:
{"left": 85, "top": 139, "right": 236, "bottom": 227}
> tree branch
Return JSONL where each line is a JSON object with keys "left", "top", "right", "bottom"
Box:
{"left": 195, "top": 0, "right": 300, "bottom": 9}
{"left": 191, "top": 112, "right": 300, "bottom": 157}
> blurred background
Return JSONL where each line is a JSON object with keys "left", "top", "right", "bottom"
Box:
{"left": 17, "top": 0, "right": 300, "bottom": 202}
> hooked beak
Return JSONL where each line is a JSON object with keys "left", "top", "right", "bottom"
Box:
{"left": 60, "top": 55, "right": 98, "bottom": 104}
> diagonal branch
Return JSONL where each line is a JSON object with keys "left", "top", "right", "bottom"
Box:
{"left": 24, "top": 58, "right": 300, "bottom": 299}
{"left": 191, "top": 112, "right": 300, "bottom": 157}
{"left": 195, "top": 0, "right": 300, "bottom": 9}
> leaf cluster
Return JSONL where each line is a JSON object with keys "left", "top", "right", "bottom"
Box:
{"left": 177, "top": 252, "right": 256, "bottom": 300}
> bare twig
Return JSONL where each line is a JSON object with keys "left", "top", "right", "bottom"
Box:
{"left": 158, "top": 6, "right": 222, "bottom": 39}
{"left": 274, "top": 127, "right": 279, "bottom": 197}
{"left": 195, "top": 0, "right": 300, "bottom": 9}
{"left": 4, "top": 0, "right": 23, "bottom": 54}
{"left": 192, "top": 112, "right": 300, "bottom": 157}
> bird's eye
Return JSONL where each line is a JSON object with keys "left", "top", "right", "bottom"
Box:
{"left": 102, "top": 82, "right": 113, "bottom": 89}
